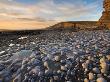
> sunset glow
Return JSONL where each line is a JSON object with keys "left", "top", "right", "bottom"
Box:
{"left": 0, "top": 0, "right": 103, "bottom": 30}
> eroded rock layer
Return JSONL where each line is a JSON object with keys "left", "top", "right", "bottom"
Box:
{"left": 98, "top": 0, "right": 110, "bottom": 28}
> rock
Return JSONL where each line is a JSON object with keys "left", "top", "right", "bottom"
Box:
{"left": 38, "top": 71, "right": 44, "bottom": 77}
{"left": 61, "top": 66, "right": 67, "bottom": 71}
{"left": 30, "top": 66, "right": 40, "bottom": 74}
{"left": 0, "top": 64, "right": 5, "bottom": 71}
{"left": 10, "top": 50, "right": 32, "bottom": 60}
{"left": 55, "top": 56, "right": 60, "bottom": 62}
{"left": 0, "top": 79, "right": 2, "bottom": 82}
{"left": 101, "top": 68, "right": 107, "bottom": 74}
{"left": 44, "top": 61, "right": 49, "bottom": 68}
{"left": 13, "top": 74, "right": 22, "bottom": 82}
{"left": 18, "top": 50, "right": 32, "bottom": 58}
{"left": 0, "top": 51, "right": 5, "bottom": 56}
{"left": 18, "top": 36, "right": 28, "bottom": 40}
{"left": 100, "top": 62, "right": 108, "bottom": 70}
{"left": 45, "top": 69, "right": 52, "bottom": 76}
{"left": 49, "top": 78, "right": 54, "bottom": 82}
{"left": 88, "top": 56, "right": 92, "bottom": 60}
{"left": 0, "top": 59, "right": 12, "bottom": 65}
{"left": 53, "top": 76, "right": 59, "bottom": 80}
{"left": 98, "top": 0, "right": 110, "bottom": 28}
{"left": 86, "top": 60, "right": 91, "bottom": 64}
{"left": 96, "top": 77, "right": 107, "bottom": 82}
{"left": 9, "top": 43, "right": 15, "bottom": 47}
{"left": 106, "top": 55, "right": 110, "bottom": 60}
{"left": 84, "top": 78, "right": 89, "bottom": 82}
{"left": 88, "top": 72, "right": 94, "bottom": 80}
{"left": 0, "top": 26, "right": 110, "bottom": 82}
{"left": 100, "top": 57, "right": 106, "bottom": 64}
{"left": 93, "top": 67, "right": 100, "bottom": 74}
{"left": 82, "top": 63, "right": 88, "bottom": 69}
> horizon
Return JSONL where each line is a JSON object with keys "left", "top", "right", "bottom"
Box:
{"left": 0, "top": 0, "right": 103, "bottom": 30}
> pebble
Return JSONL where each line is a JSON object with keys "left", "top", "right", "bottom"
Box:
{"left": 0, "top": 30, "right": 110, "bottom": 82}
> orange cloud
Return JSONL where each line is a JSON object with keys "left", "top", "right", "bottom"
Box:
{"left": 0, "top": 20, "right": 57, "bottom": 30}
{"left": 0, "top": 0, "right": 102, "bottom": 30}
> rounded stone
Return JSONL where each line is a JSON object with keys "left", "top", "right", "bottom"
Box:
{"left": 55, "top": 56, "right": 60, "bottom": 62}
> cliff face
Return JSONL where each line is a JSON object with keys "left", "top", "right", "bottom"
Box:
{"left": 48, "top": 21, "right": 98, "bottom": 30}
{"left": 98, "top": 0, "right": 110, "bottom": 28}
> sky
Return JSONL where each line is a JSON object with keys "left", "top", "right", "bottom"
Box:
{"left": 0, "top": 0, "right": 103, "bottom": 30}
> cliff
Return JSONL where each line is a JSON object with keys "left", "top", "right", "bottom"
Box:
{"left": 47, "top": 21, "right": 99, "bottom": 30}
{"left": 98, "top": 0, "right": 110, "bottom": 28}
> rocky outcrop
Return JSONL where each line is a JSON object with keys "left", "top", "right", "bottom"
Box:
{"left": 47, "top": 21, "right": 97, "bottom": 30}
{"left": 98, "top": 0, "right": 110, "bottom": 28}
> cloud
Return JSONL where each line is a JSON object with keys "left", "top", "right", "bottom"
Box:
{"left": 0, "top": 0, "right": 103, "bottom": 29}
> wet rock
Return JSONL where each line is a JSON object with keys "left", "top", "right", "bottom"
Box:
{"left": 88, "top": 72, "right": 94, "bottom": 80}
{"left": 0, "top": 64, "right": 5, "bottom": 71}
{"left": 96, "top": 77, "right": 107, "bottom": 82}
{"left": 54, "top": 56, "right": 60, "bottom": 62}
{"left": 93, "top": 67, "right": 100, "bottom": 74}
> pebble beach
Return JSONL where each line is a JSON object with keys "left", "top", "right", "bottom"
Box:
{"left": 0, "top": 30, "right": 110, "bottom": 82}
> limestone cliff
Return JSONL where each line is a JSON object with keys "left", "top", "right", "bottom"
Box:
{"left": 47, "top": 21, "right": 98, "bottom": 30}
{"left": 98, "top": 0, "right": 110, "bottom": 28}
